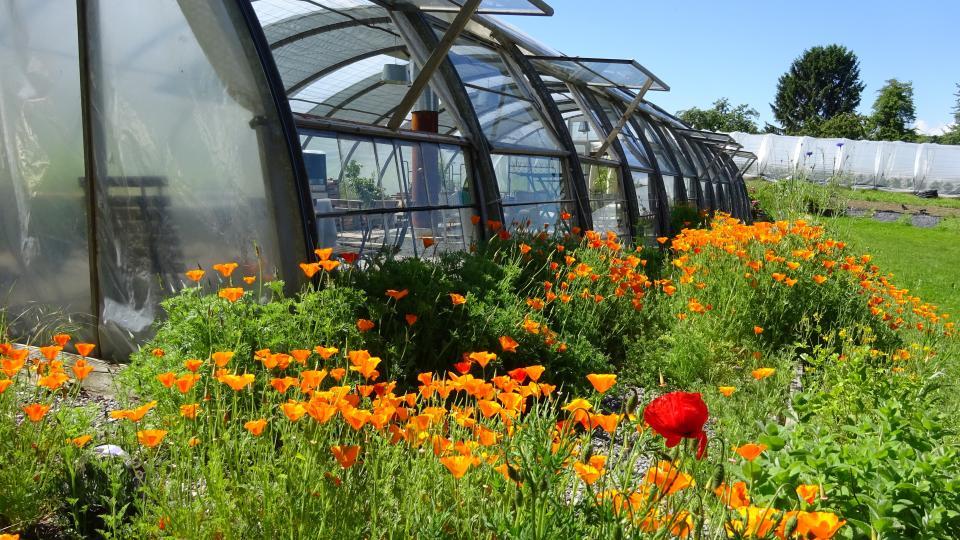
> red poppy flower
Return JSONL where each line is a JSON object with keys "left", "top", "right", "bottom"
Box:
{"left": 453, "top": 360, "right": 472, "bottom": 375}
{"left": 642, "top": 392, "right": 709, "bottom": 459}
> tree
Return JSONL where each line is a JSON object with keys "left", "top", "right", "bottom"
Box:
{"left": 771, "top": 45, "right": 865, "bottom": 135}
{"left": 816, "top": 112, "right": 869, "bottom": 139}
{"left": 676, "top": 98, "right": 760, "bottom": 133}
{"left": 941, "top": 83, "right": 960, "bottom": 145}
{"left": 869, "top": 79, "right": 917, "bottom": 142}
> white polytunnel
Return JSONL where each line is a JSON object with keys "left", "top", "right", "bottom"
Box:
{"left": 0, "top": 0, "right": 753, "bottom": 360}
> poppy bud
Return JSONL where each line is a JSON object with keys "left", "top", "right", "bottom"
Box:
{"left": 581, "top": 442, "right": 593, "bottom": 462}
{"left": 784, "top": 514, "right": 799, "bottom": 538}
{"left": 709, "top": 465, "right": 725, "bottom": 491}
{"left": 624, "top": 390, "right": 639, "bottom": 416}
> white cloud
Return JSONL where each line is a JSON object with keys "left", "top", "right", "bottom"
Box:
{"left": 914, "top": 119, "right": 951, "bottom": 136}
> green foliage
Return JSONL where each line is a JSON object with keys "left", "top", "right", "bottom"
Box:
{"left": 772, "top": 45, "right": 865, "bottom": 135}
{"left": 747, "top": 177, "right": 847, "bottom": 220}
{"left": 869, "top": 79, "right": 918, "bottom": 142}
{"left": 342, "top": 160, "right": 386, "bottom": 206}
{"left": 751, "top": 349, "right": 960, "bottom": 539}
{"left": 939, "top": 83, "right": 960, "bottom": 145}
{"left": 816, "top": 112, "right": 869, "bottom": 140}
{"left": 676, "top": 98, "right": 760, "bottom": 134}
{"left": 668, "top": 203, "right": 707, "bottom": 235}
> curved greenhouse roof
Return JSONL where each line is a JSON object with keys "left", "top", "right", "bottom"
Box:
{"left": 0, "top": 0, "right": 753, "bottom": 360}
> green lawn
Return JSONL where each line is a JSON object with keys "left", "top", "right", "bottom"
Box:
{"left": 826, "top": 217, "right": 960, "bottom": 315}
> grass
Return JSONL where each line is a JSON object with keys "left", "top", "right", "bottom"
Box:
{"left": 747, "top": 179, "right": 960, "bottom": 212}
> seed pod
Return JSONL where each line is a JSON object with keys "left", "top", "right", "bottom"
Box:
{"left": 784, "top": 514, "right": 799, "bottom": 538}
{"left": 507, "top": 464, "right": 523, "bottom": 485}
{"left": 709, "top": 465, "right": 725, "bottom": 491}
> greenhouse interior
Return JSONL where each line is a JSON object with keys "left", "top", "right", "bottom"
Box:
{"left": 0, "top": 0, "right": 754, "bottom": 360}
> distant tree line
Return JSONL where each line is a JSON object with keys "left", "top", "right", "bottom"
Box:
{"left": 677, "top": 44, "right": 960, "bottom": 145}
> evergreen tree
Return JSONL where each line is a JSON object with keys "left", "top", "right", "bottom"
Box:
{"left": 771, "top": 45, "right": 865, "bottom": 135}
{"left": 869, "top": 79, "right": 917, "bottom": 142}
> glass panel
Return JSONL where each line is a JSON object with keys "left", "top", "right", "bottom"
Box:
{"left": 0, "top": 1, "right": 94, "bottom": 341}
{"left": 530, "top": 58, "right": 661, "bottom": 90}
{"left": 449, "top": 40, "right": 560, "bottom": 151}
{"left": 658, "top": 124, "right": 698, "bottom": 177}
{"left": 633, "top": 116, "right": 678, "bottom": 175}
{"left": 504, "top": 203, "right": 562, "bottom": 232}
{"left": 306, "top": 130, "right": 475, "bottom": 258}
{"left": 89, "top": 0, "right": 296, "bottom": 357}
{"left": 384, "top": 0, "right": 551, "bottom": 15}
{"left": 591, "top": 94, "right": 651, "bottom": 169}
{"left": 631, "top": 170, "right": 653, "bottom": 215}
{"left": 493, "top": 154, "right": 564, "bottom": 205}
{"left": 586, "top": 165, "right": 626, "bottom": 236}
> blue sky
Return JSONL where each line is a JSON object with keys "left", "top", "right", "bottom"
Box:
{"left": 513, "top": 0, "right": 960, "bottom": 134}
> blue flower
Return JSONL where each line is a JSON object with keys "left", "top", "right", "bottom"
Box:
{"left": 836, "top": 142, "right": 844, "bottom": 148}
{"left": 805, "top": 151, "right": 813, "bottom": 157}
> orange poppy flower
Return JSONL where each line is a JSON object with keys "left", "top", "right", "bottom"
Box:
{"left": 175, "top": 374, "right": 200, "bottom": 394}
{"left": 586, "top": 373, "right": 617, "bottom": 394}
{"left": 244, "top": 419, "right": 267, "bottom": 436}
{"left": 812, "top": 274, "right": 828, "bottom": 285}
{"left": 75, "top": 343, "right": 96, "bottom": 357}
{"left": 751, "top": 368, "right": 776, "bottom": 381}
{"left": 753, "top": 326, "right": 764, "bottom": 335}
{"left": 734, "top": 443, "right": 767, "bottom": 462}
{"left": 211, "top": 351, "right": 234, "bottom": 368}
{"left": 212, "top": 262, "right": 238, "bottom": 277}
{"left": 40, "top": 345, "right": 62, "bottom": 361}
{"left": 281, "top": 401, "right": 307, "bottom": 422}
{"left": 645, "top": 461, "right": 693, "bottom": 494}
{"left": 137, "top": 429, "right": 167, "bottom": 448}
{"left": 71, "top": 359, "right": 94, "bottom": 381}
{"left": 331, "top": 445, "right": 361, "bottom": 468}
{"left": 499, "top": 336, "right": 518, "bottom": 353}
{"left": 519, "top": 243, "right": 532, "bottom": 255}
{"left": 449, "top": 293, "right": 467, "bottom": 305}
{"left": 152, "top": 348, "right": 165, "bottom": 358}
{"left": 218, "top": 288, "right": 245, "bottom": 302}
{"left": 319, "top": 259, "right": 341, "bottom": 272}
{"left": 330, "top": 367, "right": 346, "bottom": 381}
{"left": 521, "top": 319, "right": 541, "bottom": 335}
{"left": 270, "top": 377, "right": 298, "bottom": 394}
{"left": 715, "top": 481, "right": 751, "bottom": 509}
{"left": 523, "top": 365, "right": 546, "bottom": 382}
{"left": 243, "top": 276, "right": 257, "bottom": 284}
{"left": 300, "top": 263, "right": 321, "bottom": 278}
{"left": 440, "top": 454, "right": 472, "bottom": 479}
{"left": 470, "top": 215, "right": 481, "bottom": 225}
{"left": 421, "top": 237, "right": 435, "bottom": 248}
{"left": 405, "top": 314, "right": 418, "bottom": 326}
{"left": 796, "top": 484, "right": 820, "bottom": 505}
{"left": 356, "top": 319, "right": 375, "bottom": 332}
{"left": 38, "top": 372, "right": 69, "bottom": 391}
{"left": 188, "top": 437, "right": 201, "bottom": 447}
{"left": 53, "top": 333, "right": 71, "bottom": 347}
{"left": 385, "top": 289, "right": 409, "bottom": 301}
{"left": 589, "top": 413, "right": 620, "bottom": 434}
{"left": 179, "top": 403, "right": 201, "bottom": 419}
{"left": 291, "top": 349, "right": 311, "bottom": 365}
{"left": 467, "top": 351, "right": 496, "bottom": 368}
{"left": 560, "top": 211, "right": 572, "bottom": 221}
{"left": 68, "top": 435, "right": 93, "bottom": 448}
{"left": 219, "top": 373, "right": 255, "bottom": 391}
{"left": 184, "top": 359, "right": 203, "bottom": 373}
{"left": 573, "top": 460, "right": 605, "bottom": 485}
{"left": 315, "top": 248, "right": 334, "bottom": 261}
{"left": 0, "top": 379, "right": 13, "bottom": 394}
{"left": 314, "top": 346, "right": 339, "bottom": 360}
{"left": 109, "top": 401, "right": 157, "bottom": 422}
{"left": 340, "top": 252, "right": 359, "bottom": 264}
{"left": 185, "top": 269, "right": 205, "bottom": 282}
{"left": 718, "top": 386, "right": 736, "bottom": 397}
{"left": 23, "top": 403, "right": 51, "bottom": 422}
{"left": 795, "top": 511, "right": 846, "bottom": 538}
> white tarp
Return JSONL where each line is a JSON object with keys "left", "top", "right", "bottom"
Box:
{"left": 730, "top": 132, "right": 960, "bottom": 196}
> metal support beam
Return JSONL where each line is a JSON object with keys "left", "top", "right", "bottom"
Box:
{"left": 387, "top": 0, "right": 481, "bottom": 131}
{"left": 594, "top": 79, "right": 652, "bottom": 159}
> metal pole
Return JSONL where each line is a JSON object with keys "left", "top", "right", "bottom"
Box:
{"left": 387, "top": 0, "right": 482, "bottom": 131}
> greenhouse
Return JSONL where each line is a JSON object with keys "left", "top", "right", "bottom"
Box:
{"left": 0, "top": 0, "right": 753, "bottom": 360}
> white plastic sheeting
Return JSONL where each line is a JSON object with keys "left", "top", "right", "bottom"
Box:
{"left": 730, "top": 132, "right": 960, "bottom": 196}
